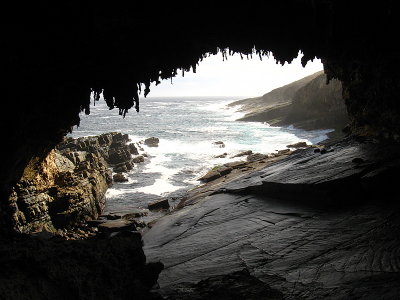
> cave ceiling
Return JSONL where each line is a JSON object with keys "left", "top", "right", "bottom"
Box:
{"left": 6, "top": 1, "right": 397, "bottom": 116}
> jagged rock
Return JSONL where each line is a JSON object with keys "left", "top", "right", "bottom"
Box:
{"left": 286, "top": 141, "right": 309, "bottom": 148}
{"left": 277, "top": 149, "right": 291, "bottom": 155}
{"left": 113, "top": 173, "right": 128, "bottom": 182}
{"left": 246, "top": 153, "right": 268, "bottom": 162}
{"left": 108, "top": 148, "right": 131, "bottom": 165}
{"left": 113, "top": 163, "right": 128, "bottom": 173}
{"left": 128, "top": 143, "right": 139, "bottom": 155}
{"left": 148, "top": 199, "right": 170, "bottom": 211}
{"left": 8, "top": 147, "right": 112, "bottom": 232}
{"left": 199, "top": 166, "right": 233, "bottom": 183}
{"left": 214, "top": 153, "right": 227, "bottom": 158}
{"left": 144, "top": 137, "right": 160, "bottom": 147}
{"left": 223, "top": 161, "right": 248, "bottom": 169}
{"left": 199, "top": 170, "right": 222, "bottom": 183}
{"left": 132, "top": 155, "right": 145, "bottom": 163}
{"left": 232, "top": 150, "right": 252, "bottom": 158}
{"left": 6, "top": 132, "right": 143, "bottom": 233}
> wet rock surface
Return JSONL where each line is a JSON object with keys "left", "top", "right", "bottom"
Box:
{"left": 144, "top": 137, "right": 400, "bottom": 299}
{"left": 145, "top": 137, "right": 160, "bottom": 147}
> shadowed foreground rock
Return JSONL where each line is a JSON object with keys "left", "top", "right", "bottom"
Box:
{"left": 160, "top": 269, "right": 283, "bottom": 300}
{"left": 0, "top": 231, "right": 163, "bottom": 300}
{"left": 144, "top": 137, "right": 400, "bottom": 299}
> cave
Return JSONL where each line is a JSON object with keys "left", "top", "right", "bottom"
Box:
{"left": 2, "top": 1, "right": 400, "bottom": 299}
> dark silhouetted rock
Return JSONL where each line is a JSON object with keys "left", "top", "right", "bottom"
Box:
{"left": 161, "top": 269, "right": 283, "bottom": 300}
{"left": 128, "top": 143, "right": 139, "bottom": 155}
{"left": 212, "top": 141, "right": 225, "bottom": 148}
{"left": 148, "top": 199, "right": 170, "bottom": 211}
{"left": 113, "top": 172, "right": 128, "bottom": 182}
{"left": 0, "top": 232, "right": 163, "bottom": 299}
{"left": 144, "top": 137, "right": 160, "bottom": 147}
{"left": 287, "top": 141, "right": 308, "bottom": 148}
{"left": 132, "top": 155, "right": 145, "bottom": 163}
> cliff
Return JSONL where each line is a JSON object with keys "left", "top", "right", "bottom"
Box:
{"left": 230, "top": 72, "right": 349, "bottom": 132}
{"left": 0, "top": 132, "right": 164, "bottom": 299}
{"left": 8, "top": 132, "right": 139, "bottom": 234}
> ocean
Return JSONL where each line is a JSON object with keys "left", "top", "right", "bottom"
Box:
{"left": 70, "top": 96, "right": 332, "bottom": 216}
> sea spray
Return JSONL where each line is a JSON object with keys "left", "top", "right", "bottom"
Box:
{"left": 70, "top": 96, "right": 332, "bottom": 214}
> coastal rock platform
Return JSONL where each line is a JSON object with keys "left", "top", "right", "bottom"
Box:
{"left": 144, "top": 137, "right": 400, "bottom": 299}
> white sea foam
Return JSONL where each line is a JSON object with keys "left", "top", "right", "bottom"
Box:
{"left": 72, "top": 96, "right": 332, "bottom": 214}
{"left": 135, "top": 178, "right": 184, "bottom": 196}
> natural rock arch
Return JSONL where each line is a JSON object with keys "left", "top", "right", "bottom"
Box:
{"left": 2, "top": 1, "right": 400, "bottom": 233}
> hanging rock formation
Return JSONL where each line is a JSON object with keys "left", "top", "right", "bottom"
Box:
{"left": 3, "top": 2, "right": 400, "bottom": 233}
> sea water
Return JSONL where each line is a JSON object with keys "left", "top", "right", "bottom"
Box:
{"left": 70, "top": 96, "right": 332, "bottom": 214}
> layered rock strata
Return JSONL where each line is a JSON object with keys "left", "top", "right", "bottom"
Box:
{"left": 8, "top": 132, "right": 139, "bottom": 233}
{"left": 144, "top": 137, "right": 400, "bottom": 299}
{"left": 230, "top": 72, "right": 349, "bottom": 132}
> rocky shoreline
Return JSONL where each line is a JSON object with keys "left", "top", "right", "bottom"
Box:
{"left": 143, "top": 135, "right": 400, "bottom": 299}
{"left": 6, "top": 131, "right": 400, "bottom": 299}
{"left": 0, "top": 132, "right": 168, "bottom": 299}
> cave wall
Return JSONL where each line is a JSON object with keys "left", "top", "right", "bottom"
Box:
{"left": 2, "top": 1, "right": 399, "bottom": 233}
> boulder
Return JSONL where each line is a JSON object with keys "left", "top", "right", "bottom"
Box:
{"left": 108, "top": 148, "right": 131, "bottom": 165}
{"left": 148, "top": 199, "right": 170, "bottom": 211}
{"left": 199, "top": 170, "right": 222, "bottom": 183}
{"left": 132, "top": 155, "right": 145, "bottom": 163}
{"left": 144, "top": 137, "right": 159, "bottom": 147}
{"left": 113, "top": 163, "right": 128, "bottom": 173}
{"left": 113, "top": 173, "right": 128, "bottom": 182}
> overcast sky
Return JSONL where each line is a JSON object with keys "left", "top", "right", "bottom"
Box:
{"left": 147, "top": 51, "right": 323, "bottom": 98}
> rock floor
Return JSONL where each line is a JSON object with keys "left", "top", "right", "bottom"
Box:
{"left": 144, "top": 137, "right": 400, "bottom": 299}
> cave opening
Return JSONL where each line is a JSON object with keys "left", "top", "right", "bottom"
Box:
{"left": 68, "top": 50, "right": 344, "bottom": 221}
{"left": 2, "top": 2, "right": 400, "bottom": 299}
